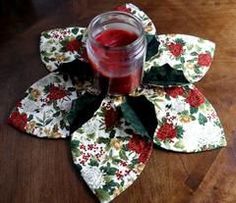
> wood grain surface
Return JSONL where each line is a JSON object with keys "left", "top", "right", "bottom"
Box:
{"left": 0, "top": 0, "right": 236, "bottom": 202}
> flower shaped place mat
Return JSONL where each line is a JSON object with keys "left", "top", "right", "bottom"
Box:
{"left": 8, "top": 3, "right": 227, "bottom": 203}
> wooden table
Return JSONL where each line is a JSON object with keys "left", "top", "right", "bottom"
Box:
{"left": 0, "top": 1, "right": 236, "bottom": 202}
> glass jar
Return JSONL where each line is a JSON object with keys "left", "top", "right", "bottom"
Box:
{"left": 86, "top": 11, "right": 147, "bottom": 95}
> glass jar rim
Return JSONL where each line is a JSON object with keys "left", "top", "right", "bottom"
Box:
{"left": 87, "top": 11, "right": 145, "bottom": 51}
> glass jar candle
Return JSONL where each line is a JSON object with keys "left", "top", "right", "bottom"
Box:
{"left": 86, "top": 11, "right": 147, "bottom": 95}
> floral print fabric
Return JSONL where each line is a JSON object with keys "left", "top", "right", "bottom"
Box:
{"left": 8, "top": 73, "right": 78, "bottom": 138}
{"left": 8, "top": 3, "right": 227, "bottom": 203}
{"left": 145, "top": 34, "right": 215, "bottom": 83}
{"left": 40, "top": 32, "right": 215, "bottom": 85}
{"left": 139, "top": 84, "right": 226, "bottom": 152}
{"left": 115, "top": 3, "right": 156, "bottom": 35}
{"left": 40, "top": 3, "right": 156, "bottom": 73}
{"left": 71, "top": 98, "right": 153, "bottom": 203}
{"left": 40, "top": 27, "right": 86, "bottom": 72}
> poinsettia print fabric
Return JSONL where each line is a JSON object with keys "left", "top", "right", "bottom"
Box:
{"left": 8, "top": 3, "right": 227, "bottom": 203}
{"left": 40, "top": 27, "right": 86, "bottom": 72}
{"left": 40, "top": 3, "right": 157, "bottom": 73}
{"left": 115, "top": 3, "right": 156, "bottom": 35}
{"left": 139, "top": 84, "right": 226, "bottom": 152}
{"left": 71, "top": 98, "right": 153, "bottom": 203}
{"left": 145, "top": 34, "right": 215, "bottom": 83}
{"left": 8, "top": 73, "right": 79, "bottom": 138}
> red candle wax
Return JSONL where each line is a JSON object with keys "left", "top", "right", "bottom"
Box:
{"left": 90, "top": 29, "right": 142, "bottom": 95}
{"left": 96, "top": 29, "right": 138, "bottom": 47}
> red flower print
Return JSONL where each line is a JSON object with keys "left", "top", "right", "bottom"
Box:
{"left": 157, "top": 123, "right": 177, "bottom": 140}
{"left": 168, "top": 42, "right": 184, "bottom": 57}
{"left": 104, "top": 107, "right": 120, "bottom": 130}
{"left": 47, "top": 86, "right": 68, "bottom": 101}
{"left": 165, "top": 86, "right": 184, "bottom": 98}
{"left": 185, "top": 88, "right": 205, "bottom": 108}
{"left": 115, "top": 5, "right": 131, "bottom": 13}
{"left": 128, "top": 134, "right": 152, "bottom": 163}
{"left": 66, "top": 39, "right": 82, "bottom": 52}
{"left": 8, "top": 111, "right": 28, "bottom": 132}
{"left": 138, "top": 146, "right": 152, "bottom": 163}
{"left": 198, "top": 53, "right": 212, "bottom": 66}
{"left": 128, "top": 134, "right": 145, "bottom": 154}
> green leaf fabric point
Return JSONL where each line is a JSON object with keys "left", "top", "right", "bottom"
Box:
{"left": 145, "top": 34, "right": 160, "bottom": 61}
{"left": 143, "top": 64, "right": 189, "bottom": 86}
{"left": 198, "top": 113, "right": 208, "bottom": 125}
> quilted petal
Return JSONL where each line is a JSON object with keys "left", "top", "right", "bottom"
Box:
{"left": 71, "top": 97, "right": 153, "bottom": 203}
{"left": 40, "top": 27, "right": 86, "bottom": 72}
{"left": 8, "top": 72, "right": 90, "bottom": 138}
{"left": 115, "top": 3, "right": 156, "bottom": 35}
{"left": 144, "top": 34, "right": 215, "bottom": 83}
{"left": 140, "top": 84, "right": 226, "bottom": 152}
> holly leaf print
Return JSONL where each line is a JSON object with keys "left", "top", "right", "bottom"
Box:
{"left": 175, "top": 38, "right": 185, "bottom": 45}
{"left": 97, "top": 137, "right": 110, "bottom": 144}
{"left": 95, "top": 189, "right": 110, "bottom": 202}
{"left": 190, "top": 106, "right": 198, "bottom": 114}
{"left": 174, "top": 140, "right": 185, "bottom": 149}
{"left": 42, "top": 32, "right": 51, "bottom": 39}
{"left": 176, "top": 126, "right": 184, "bottom": 138}
{"left": 89, "top": 159, "right": 99, "bottom": 167}
{"left": 194, "top": 66, "right": 202, "bottom": 74}
{"left": 43, "top": 56, "right": 50, "bottom": 63}
{"left": 119, "top": 150, "right": 128, "bottom": 161}
{"left": 191, "top": 51, "right": 198, "bottom": 56}
{"left": 71, "top": 28, "right": 79, "bottom": 35}
{"left": 70, "top": 140, "right": 80, "bottom": 151}
{"left": 101, "top": 166, "right": 117, "bottom": 176}
{"left": 180, "top": 57, "right": 185, "bottom": 63}
{"left": 28, "top": 114, "right": 33, "bottom": 120}
{"left": 198, "top": 113, "right": 208, "bottom": 125}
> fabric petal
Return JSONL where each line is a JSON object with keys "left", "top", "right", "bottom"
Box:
{"left": 143, "top": 63, "right": 189, "bottom": 86}
{"left": 140, "top": 84, "right": 226, "bottom": 152}
{"left": 71, "top": 97, "right": 153, "bottom": 203}
{"left": 145, "top": 34, "right": 215, "bottom": 83}
{"left": 40, "top": 27, "right": 86, "bottom": 72}
{"left": 8, "top": 72, "right": 90, "bottom": 138}
{"left": 40, "top": 4, "right": 157, "bottom": 72}
{"left": 117, "top": 3, "right": 157, "bottom": 35}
